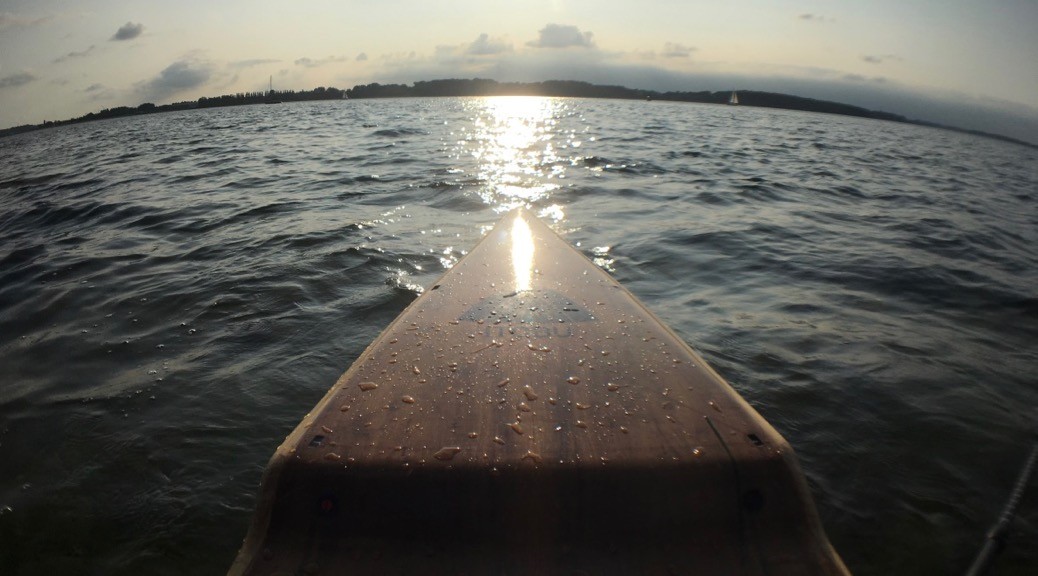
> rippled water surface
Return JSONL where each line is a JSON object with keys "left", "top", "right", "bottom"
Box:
{"left": 1, "top": 98, "right": 1036, "bottom": 575}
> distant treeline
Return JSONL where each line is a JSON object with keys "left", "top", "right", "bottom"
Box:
{"left": 0, "top": 86, "right": 347, "bottom": 137}
{"left": 2, "top": 78, "right": 1034, "bottom": 148}
{"left": 346, "top": 79, "right": 909, "bottom": 123}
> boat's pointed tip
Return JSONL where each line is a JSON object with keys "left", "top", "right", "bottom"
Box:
{"left": 497, "top": 206, "right": 528, "bottom": 224}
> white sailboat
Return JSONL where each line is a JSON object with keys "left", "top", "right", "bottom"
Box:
{"left": 728, "top": 91, "right": 739, "bottom": 106}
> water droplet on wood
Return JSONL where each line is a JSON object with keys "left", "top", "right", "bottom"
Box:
{"left": 522, "top": 450, "right": 543, "bottom": 464}
{"left": 433, "top": 446, "right": 461, "bottom": 461}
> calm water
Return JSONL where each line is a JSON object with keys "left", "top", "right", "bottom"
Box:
{"left": 0, "top": 98, "right": 1035, "bottom": 575}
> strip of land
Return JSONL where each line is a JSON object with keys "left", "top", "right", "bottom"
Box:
{"left": 1, "top": 78, "right": 1033, "bottom": 148}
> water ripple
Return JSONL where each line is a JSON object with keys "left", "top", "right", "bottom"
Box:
{"left": 0, "top": 98, "right": 1035, "bottom": 576}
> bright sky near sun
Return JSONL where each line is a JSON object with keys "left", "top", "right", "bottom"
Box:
{"left": 2, "top": 0, "right": 1037, "bottom": 141}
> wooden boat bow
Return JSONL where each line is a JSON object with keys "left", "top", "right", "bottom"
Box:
{"left": 228, "top": 210, "right": 849, "bottom": 575}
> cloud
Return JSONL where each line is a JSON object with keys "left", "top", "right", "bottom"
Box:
{"left": 137, "top": 58, "right": 213, "bottom": 100}
{"left": 83, "top": 83, "right": 117, "bottom": 102}
{"left": 0, "top": 12, "right": 51, "bottom": 30}
{"left": 798, "top": 14, "right": 834, "bottom": 23}
{"left": 861, "top": 54, "right": 903, "bottom": 65}
{"left": 53, "top": 45, "right": 97, "bottom": 64}
{"left": 295, "top": 55, "right": 348, "bottom": 68}
{"left": 467, "top": 33, "right": 512, "bottom": 56}
{"left": 842, "top": 74, "right": 889, "bottom": 84}
{"left": 111, "top": 22, "right": 144, "bottom": 41}
{"left": 527, "top": 24, "right": 595, "bottom": 49}
{"left": 430, "top": 34, "right": 513, "bottom": 66}
{"left": 229, "top": 58, "right": 280, "bottom": 69}
{"left": 0, "top": 72, "right": 37, "bottom": 89}
{"left": 381, "top": 39, "right": 614, "bottom": 90}
{"left": 356, "top": 53, "right": 368, "bottom": 62}
{"left": 662, "top": 42, "right": 694, "bottom": 58}
{"left": 381, "top": 51, "right": 418, "bottom": 63}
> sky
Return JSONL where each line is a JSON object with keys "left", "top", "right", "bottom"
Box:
{"left": 2, "top": 0, "right": 1037, "bottom": 143}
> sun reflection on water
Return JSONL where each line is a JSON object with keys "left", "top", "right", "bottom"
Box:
{"left": 459, "top": 96, "right": 574, "bottom": 221}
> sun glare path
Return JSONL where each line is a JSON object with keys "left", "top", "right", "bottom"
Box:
{"left": 467, "top": 97, "right": 565, "bottom": 218}
{"left": 511, "top": 213, "right": 535, "bottom": 293}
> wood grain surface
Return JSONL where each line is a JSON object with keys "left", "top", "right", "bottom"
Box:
{"left": 229, "top": 211, "right": 849, "bottom": 575}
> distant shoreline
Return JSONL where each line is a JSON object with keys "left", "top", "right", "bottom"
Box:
{"left": 2, "top": 78, "right": 1034, "bottom": 149}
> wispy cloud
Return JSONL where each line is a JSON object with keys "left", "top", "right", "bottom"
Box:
{"left": 0, "top": 72, "right": 37, "bottom": 89}
{"left": 431, "top": 34, "right": 513, "bottom": 65}
{"left": 798, "top": 14, "right": 834, "bottom": 23}
{"left": 295, "top": 55, "right": 348, "bottom": 68}
{"left": 229, "top": 58, "right": 280, "bottom": 69}
{"left": 0, "top": 12, "right": 51, "bottom": 31}
{"left": 356, "top": 53, "right": 368, "bottom": 62}
{"left": 862, "top": 54, "right": 903, "bottom": 65}
{"left": 54, "top": 45, "right": 97, "bottom": 64}
{"left": 111, "top": 22, "right": 144, "bottom": 41}
{"left": 843, "top": 73, "right": 888, "bottom": 84}
{"left": 662, "top": 42, "right": 694, "bottom": 58}
{"left": 527, "top": 24, "right": 595, "bottom": 49}
{"left": 83, "top": 83, "right": 117, "bottom": 102}
{"left": 466, "top": 33, "right": 512, "bottom": 56}
{"left": 137, "top": 58, "right": 213, "bottom": 101}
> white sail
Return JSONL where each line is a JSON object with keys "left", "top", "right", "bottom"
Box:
{"left": 729, "top": 91, "right": 739, "bottom": 105}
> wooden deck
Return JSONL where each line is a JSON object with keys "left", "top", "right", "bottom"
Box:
{"left": 228, "top": 211, "right": 849, "bottom": 575}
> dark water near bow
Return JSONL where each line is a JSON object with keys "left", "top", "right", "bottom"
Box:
{"left": 0, "top": 98, "right": 1035, "bottom": 575}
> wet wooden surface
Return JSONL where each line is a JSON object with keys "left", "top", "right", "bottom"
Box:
{"left": 229, "top": 211, "right": 849, "bottom": 575}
